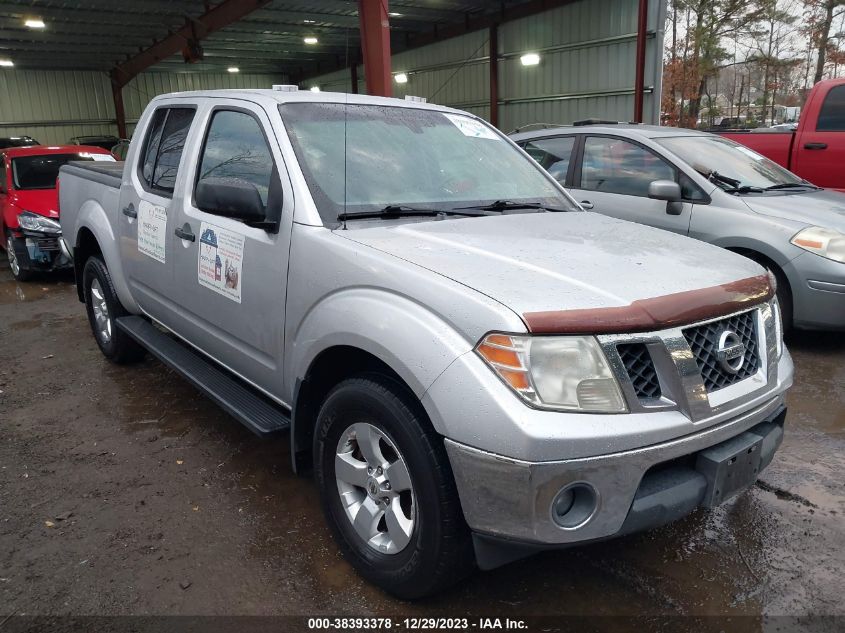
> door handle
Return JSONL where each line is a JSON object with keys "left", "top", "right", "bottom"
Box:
{"left": 121, "top": 203, "right": 136, "bottom": 218}
{"left": 804, "top": 142, "right": 828, "bottom": 150}
{"left": 174, "top": 225, "right": 195, "bottom": 242}
{"left": 580, "top": 200, "right": 594, "bottom": 210}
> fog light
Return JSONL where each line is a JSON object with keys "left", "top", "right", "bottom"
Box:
{"left": 551, "top": 483, "right": 598, "bottom": 529}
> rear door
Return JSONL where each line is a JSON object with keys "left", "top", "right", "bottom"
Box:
{"left": 793, "top": 83, "right": 845, "bottom": 189}
{"left": 569, "top": 134, "right": 693, "bottom": 235}
{"left": 118, "top": 104, "right": 196, "bottom": 324}
{"left": 167, "top": 100, "right": 294, "bottom": 396}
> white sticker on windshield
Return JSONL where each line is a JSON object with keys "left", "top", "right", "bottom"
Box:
{"left": 137, "top": 201, "right": 166, "bottom": 263}
{"left": 198, "top": 222, "right": 244, "bottom": 303}
{"left": 734, "top": 145, "right": 765, "bottom": 161}
{"left": 443, "top": 113, "right": 500, "bottom": 140}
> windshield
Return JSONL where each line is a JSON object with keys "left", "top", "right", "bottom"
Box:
{"left": 12, "top": 153, "right": 105, "bottom": 190}
{"left": 656, "top": 135, "right": 805, "bottom": 191}
{"left": 280, "top": 103, "right": 574, "bottom": 224}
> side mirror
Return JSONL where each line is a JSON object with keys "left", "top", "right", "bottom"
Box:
{"left": 196, "top": 177, "right": 266, "bottom": 224}
{"left": 648, "top": 179, "right": 684, "bottom": 216}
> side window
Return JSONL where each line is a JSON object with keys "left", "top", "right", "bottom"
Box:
{"left": 816, "top": 85, "right": 845, "bottom": 131}
{"left": 580, "top": 136, "right": 675, "bottom": 197}
{"left": 196, "top": 110, "right": 274, "bottom": 206}
{"left": 679, "top": 172, "right": 707, "bottom": 202}
{"left": 521, "top": 137, "right": 576, "bottom": 184}
{"left": 141, "top": 109, "right": 167, "bottom": 185}
{"left": 152, "top": 109, "right": 194, "bottom": 192}
{"left": 138, "top": 107, "right": 195, "bottom": 195}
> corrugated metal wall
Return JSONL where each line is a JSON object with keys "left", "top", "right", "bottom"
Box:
{"left": 308, "top": 0, "right": 665, "bottom": 131}
{"left": 0, "top": 70, "right": 286, "bottom": 145}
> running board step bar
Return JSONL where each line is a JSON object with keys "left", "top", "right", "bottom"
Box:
{"left": 116, "top": 316, "right": 290, "bottom": 436}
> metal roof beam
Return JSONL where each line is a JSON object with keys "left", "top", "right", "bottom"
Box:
{"left": 110, "top": 0, "right": 271, "bottom": 87}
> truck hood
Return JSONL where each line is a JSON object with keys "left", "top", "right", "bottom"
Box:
{"left": 742, "top": 190, "right": 845, "bottom": 232}
{"left": 8, "top": 188, "right": 59, "bottom": 218}
{"left": 341, "top": 212, "right": 766, "bottom": 329}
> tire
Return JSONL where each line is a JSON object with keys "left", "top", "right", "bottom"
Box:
{"left": 82, "top": 256, "right": 145, "bottom": 364}
{"left": 5, "top": 232, "right": 35, "bottom": 282}
{"left": 314, "top": 374, "right": 475, "bottom": 599}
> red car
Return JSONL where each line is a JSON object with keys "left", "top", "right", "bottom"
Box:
{"left": 1, "top": 145, "right": 115, "bottom": 281}
{"left": 718, "top": 78, "right": 845, "bottom": 191}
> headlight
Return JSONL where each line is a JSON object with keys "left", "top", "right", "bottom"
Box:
{"left": 17, "top": 211, "right": 61, "bottom": 234}
{"left": 476, "top": 333, "right": 627, "bottom": 413}
{"left": 771, "top": 297, "right": 784, "bottom": 359}
{"left": 790, "top": 226, "right": 845, "bottom": 263}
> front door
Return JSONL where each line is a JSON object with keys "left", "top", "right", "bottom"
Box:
{"left": 167, "top": 101, "right": 293, "bottom": 397}
{"left": 569, "top": 135, "right": 693, "bottom": 235}
{"left": 118, "top": 105, "right": 196, "bottom": 324}
{"left": 793, "top": 83, "right": 845, "bottom": 189}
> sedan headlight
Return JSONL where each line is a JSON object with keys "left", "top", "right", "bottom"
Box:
{"left": 17, "top": 211, "right": 61, "bottom": 234}
{"left": 476, "top": 333, "right": 627, "bottom": 413}
{"left": 790, "top": 226, "right": 845, "bottom": 263}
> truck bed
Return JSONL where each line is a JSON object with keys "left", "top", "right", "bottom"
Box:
{"left": 62, "top": 160, "right": 124, "bottom": 189}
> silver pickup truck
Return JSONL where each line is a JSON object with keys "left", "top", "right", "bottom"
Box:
{"left": 59, "top": 88, "right": 794, "bottom": 599}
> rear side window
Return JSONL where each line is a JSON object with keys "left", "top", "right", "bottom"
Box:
{"left": 196, "top": 110, "right": 274, "bottom": 206}
{"left": 521, "top": 136, "right": 576, "bottom": 184}
{"left": 816, "top": 85, "right": 845, "bottom": 131}
{"left": 139, "top": 107, "right": 195, "bottom": 195}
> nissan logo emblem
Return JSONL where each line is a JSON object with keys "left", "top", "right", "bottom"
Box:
{"left": 717, "top": 330, "right": 745, "bottom": 374}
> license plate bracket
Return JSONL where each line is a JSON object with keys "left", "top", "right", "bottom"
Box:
{"left": 696, "top": 431, "right": 763, "bottom": 507}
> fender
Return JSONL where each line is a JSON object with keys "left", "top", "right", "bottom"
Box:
{"left": 286, "top": 286, "right": 476, "bottom": 435}
{"left": 74, "top": 197, "right": 140, "bottom": 313}
{"left": 710, "top": 235, "right": 799, "bottom": 269}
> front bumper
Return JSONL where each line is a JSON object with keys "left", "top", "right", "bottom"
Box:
{"left": 9, "top": 230, "right": 71, "bottom": 271}
{"left": 446, "top": 398, "right": 786, "bottom": 564}
{"left": 784, "top": 251, "right": 845, "bottom": 330}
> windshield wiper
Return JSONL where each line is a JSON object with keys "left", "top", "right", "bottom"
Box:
{"left": 762, "top": 182, "right": 821, "bottom": 191}
{"left": 694, "top": 166, "right": 742, "bottom": 189}
{"left": 337, "top": 204, "right": 486, "bottom": 222}
{"left": 452, "top": 199, "right": 570, "bottom": 212}
{"left": 723, "top": 185, "right": 765, "bottom": 194}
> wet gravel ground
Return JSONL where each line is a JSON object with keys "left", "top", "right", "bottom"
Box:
{"left": 0, "top": 255, "right": 843, "bottom": 626}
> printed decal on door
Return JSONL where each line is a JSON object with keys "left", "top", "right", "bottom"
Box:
{"left": 137, "top": 200, "right": 167, "bottom": 263}
{"left": 443, "top": 113, "right": 499, "bottom": 140}
{"left": 198, "top": 222, "right": 244, "bottom": 303}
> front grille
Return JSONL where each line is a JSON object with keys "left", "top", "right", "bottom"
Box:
{"left": 683, "top": 310, "right": 759, "bottom": 392}
{"left": 617, "top": 343, "right": 661, "bottom": 399}
{"left": 32, "top": 237, "right": 60, "bottom": 253}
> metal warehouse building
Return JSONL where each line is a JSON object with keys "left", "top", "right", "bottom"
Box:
{"left": 0, "top": 0, "right": 665, "bottom": 144}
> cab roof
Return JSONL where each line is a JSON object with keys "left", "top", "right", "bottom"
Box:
{"left": 150, "top": 88, "right": 468, "bottom": 116}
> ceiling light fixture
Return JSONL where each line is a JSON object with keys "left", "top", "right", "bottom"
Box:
{"left": 24, "top": 18, "right": 45, "bottom": 29}
{"left": 304, "top": 36, "right": 318, "bottom": 45}
{"left": 303, "top": 19, "right": 315, "bottom": 24}
{"left": 394, "top": 72, "right": 408, "bottom": 84}
{"left": 520, "top": 53, "right": 541, "bottom": 66}
{"left": 388, "top": 12, "right": 402, "bottom": 17}
{"left": 228, "top": 67, "right": 239, "bottom": 73}
{"left": 0, "top": 60, "right": 14, "bottom": 67}
{"left": 310, "top": 86, "right": 321, "bottom": 92}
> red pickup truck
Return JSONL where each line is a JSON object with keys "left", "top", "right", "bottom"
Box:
{"left": 719, "top": 78, "right": 845, "bottom": 191}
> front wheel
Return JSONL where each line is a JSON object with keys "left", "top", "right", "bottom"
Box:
{"left": 314, "top": 374, "right": 474, "bottom": 599}
{"left": 82, "top": 256, "right": 145, "bottom": 364}
{"left": 5, "top": 233, "right": 34, "bottom": 282}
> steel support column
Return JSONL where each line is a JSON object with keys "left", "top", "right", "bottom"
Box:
{"left": 358, "top": 0, "right": 392, "bottom": 97}
{"left": 489, "top": 23, "right": 499, "bottom": 128}
{"left": 111, "top": 76, "right": 127, "bottom": 139}
{"left": 633, "top": 0, "right": 648, "bottom": 122}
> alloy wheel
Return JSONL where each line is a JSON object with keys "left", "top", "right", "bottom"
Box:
{"left": 6, "top": 236, "right": 20, "bottom": 277}
{"left": 335, "top": 422, "right": 416, "bottom": 554}
{"left": 90, "top": 278, "right": 112, "bottom": 344}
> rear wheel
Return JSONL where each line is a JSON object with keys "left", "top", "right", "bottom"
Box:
{"left": 83, "top": 256, "right": 145, "bottom": 364}
{"left": 314, "top": 374, "right": 474, "bottom": 599}
{"left": 5, "top": 233, "right": 34, "bottom": 282}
